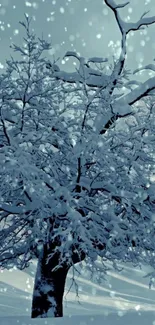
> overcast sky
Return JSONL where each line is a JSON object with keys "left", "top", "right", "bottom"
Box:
{"left": 0, "top": 0, "right": 155, "bottom": 79}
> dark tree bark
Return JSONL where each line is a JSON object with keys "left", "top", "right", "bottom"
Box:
{"left": 31, "top": 242, "right": 85, "bottom": 318}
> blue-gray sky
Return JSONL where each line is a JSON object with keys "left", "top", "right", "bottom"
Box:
{"left": 0, "top": 0, "right": 155, "bottom": 78}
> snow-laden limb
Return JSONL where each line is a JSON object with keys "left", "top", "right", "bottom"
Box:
{"left": 125, "top": 13, "right": 155, "bottom": 33}
{"left": 53, "top": 70, "right": 110, "bottom": 88}
{"left": 104, "top": 0, "right": 155, "bottom": 94}
{"left": 0, "top": 203, "right": 28, "bottom": 214}
{"left": 52, "top": 52, "right": 110, "bottom": 88}
{"left": 105, "top": 0, "right": 129, "bottom": 9}
{"left": 104, "top": 0, "right": 155, "bottom": 34}
{"left": 134, "top": 64, "right": 155, "bottom": 74}
{"left": 0, "top": 198, "right": 41, "bottom": 215}
{"left": 99, "top": 73, "right": 155, "bottom": 134}
{"left": 51, "top": 0, "right": 155, "bottom": 105}
{"left": 124, "top": 80, "right": 142, "bottom": 90}
{"left": 88, "top": 57, "right": 108, "bottom": 64}
{"left": 64, "top": 51, "right": 108, "bottom": 65}
{"left": 119, "top": 75, "right": 155, "bottom": 105}
{"left": 64, "top": 51, "right": 80, "bottom": 59}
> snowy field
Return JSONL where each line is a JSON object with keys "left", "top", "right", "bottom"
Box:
{"left": 1, "top": 261, "right": 155, "bottom": 324}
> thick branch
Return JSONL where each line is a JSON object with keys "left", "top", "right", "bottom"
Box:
{"left": 0, "top": 202, "right": 32, "bottom": 214}
{"left": 104, "top": 0, "right": 155, "bottom": 35}
{"left": 75, "top": 157, "right": 82, "bottom": 194}
{"left": 1, "top": 117, "right": 11, "bottom": 145}
{"left": 120, "top": 75, "right": 155, "bottom": 105}
{"left": 100, "top": 75, "right": 155, "bottom": 134}
{"left": 104, "top": 0, "right": 128, "bottom": 88}
{"left": 49, "top": 2, "right": 155, "bottom": 93}
{"left": 52, "top": 70, "right": 109, "bottom": 88}
{"left": 125, "top": 14, "right": 155, "bottom": 34}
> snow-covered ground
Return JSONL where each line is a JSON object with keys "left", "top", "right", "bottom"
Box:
{"left": 1, "top": 261, "right": 155, "bottom": 325}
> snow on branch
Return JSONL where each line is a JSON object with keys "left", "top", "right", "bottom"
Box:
{"left": 119, "top": 75, "right": 155, "bottom": 106}
{"left": 125, "top": 12, "right": 155, "bottom": 34}
{"left": 45, "top": 50, "right": 110, "bottom": 88}
{"left": 105, "top": 0, "right": 155, "bottom": 34}
{"left": 104, "top": 0, "right": 129, "bottom": 34}
{"left": 99, "top": 75, "right": 155, "bottom": 134}
{"left": 104, "top": 0, "right": 155, "bottom": 85}
{"left": 0, "top": 202, "right": 35, "bottom": 215}
{"left": 46, "top": 0, "right": 155, "bottom": 137}
{"left": 105, "top": 0, "right": 129, "bottom": 9}
{"left": 0, "top": 203, "right": 27, "bottom": 214}
{"left": 134, "top": 64, "right": 155, "bottom": 74}
{"left": 64, "top": 51, "right": 108, "bottom": 65}
{"left": 53, "top": 70, "right": 110, "bottom": 88}
{"left": 50, "top": 1, "right": 155, "bottom": 98}
{"left": 88, "top": 57, "right": 108, "bottom": 64}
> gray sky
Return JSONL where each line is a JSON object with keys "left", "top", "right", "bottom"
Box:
{"left": 0, "top": 0, "right": 155, "bottom": 79}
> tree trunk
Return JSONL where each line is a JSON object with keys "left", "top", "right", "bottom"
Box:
{"left": 31, "top": 243, "right": 85, "bottom": 318}
{"left": 31, "top": 246, "right": 69, "bottom": 318}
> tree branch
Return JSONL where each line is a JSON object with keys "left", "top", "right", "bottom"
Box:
{"left": 99, "top": 75, "right": 155, "bottom": 134}
{"left": 104, "top": 0, "right": 155, "bottom": 95}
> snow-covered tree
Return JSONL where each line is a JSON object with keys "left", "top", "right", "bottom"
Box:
{"left": 1, "top": 0, "right": 155, "bottom": 318}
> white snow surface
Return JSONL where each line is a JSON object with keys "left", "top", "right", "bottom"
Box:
{"left": 1, "top": 261, "right": 155, "bottom": 324}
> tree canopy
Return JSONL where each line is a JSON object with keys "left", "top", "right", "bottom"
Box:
{"left": 1, "top": 0, "right": 155, "bottom": 299}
